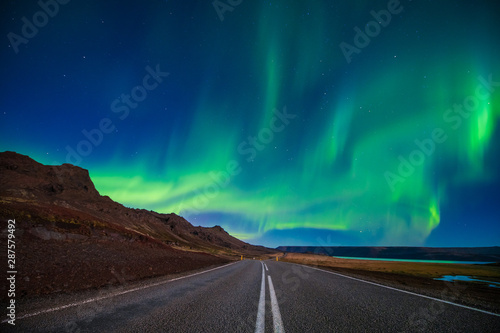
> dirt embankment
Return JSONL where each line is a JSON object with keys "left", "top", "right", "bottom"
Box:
{"left": 1, "top": 217, "right": 231, "bottom": 300}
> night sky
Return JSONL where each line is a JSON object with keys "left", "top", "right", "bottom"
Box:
{"left": 2, "top": 0, "right": 500, "bottom": 248}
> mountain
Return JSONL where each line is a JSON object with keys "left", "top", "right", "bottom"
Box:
{"left": 0, "top": 151, "right": 273, "bottom": 297}
{"left": 277, "top": 246, "right": 500, "bottom": 262}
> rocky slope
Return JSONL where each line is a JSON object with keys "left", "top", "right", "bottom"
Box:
{"left": 0, "top": 151, "right": 273, "bottom": 298}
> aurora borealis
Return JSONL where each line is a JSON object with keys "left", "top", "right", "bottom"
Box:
{"left": 1, "top": 0, "right": 499, "bottom": 247}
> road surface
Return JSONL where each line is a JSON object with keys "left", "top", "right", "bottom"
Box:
{"left": 5, "top": 260, "right": 500, "bottom": 332}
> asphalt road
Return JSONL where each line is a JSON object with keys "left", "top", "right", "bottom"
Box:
{"left": 5, "top": 260, "right": 500, "bottom": 332}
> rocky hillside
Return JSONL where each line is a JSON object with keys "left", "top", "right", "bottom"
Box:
{"left": 0, "top": 151, "right": 273, "bottom": 298}
{"left": 0, "top": 151, "right": 270, "bottom": 254}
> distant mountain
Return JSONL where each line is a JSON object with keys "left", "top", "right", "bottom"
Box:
{"left": 0, "top": 151, "right": 271, "bottom": 254}
{"left": 0, "top": 151, "right": 273, "bottom": 297}
{"left": 277, "top": 246, "right": 500, "bottom": 262}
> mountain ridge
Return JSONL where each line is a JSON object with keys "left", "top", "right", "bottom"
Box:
{"left": 0, "top": 151, "right": 274, "bottom": 298}
{"left": 277, "top": 246, "right": 500, "bottom": 262}
{"left": 0, "top": 151, "right": 269, "bottom": 253}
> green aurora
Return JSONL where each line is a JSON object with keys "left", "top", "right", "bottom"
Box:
{"left": 1, "top": 0, "right": 499, "bottom": 247}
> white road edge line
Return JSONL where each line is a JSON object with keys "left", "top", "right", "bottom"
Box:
{"left": 268, "top": 275, "right": 285, "bottom": 333}
{"left": 7, "top": 261, "right": 238, "bottom": 322}
{"left": 255, "top": 262, "right": 266, "bottom": 333}
{"left": 299, "top": 264, "right": 500, "bottom": 317}
{"left": 264, "top": 263, "right": 269, "bottom": 271}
